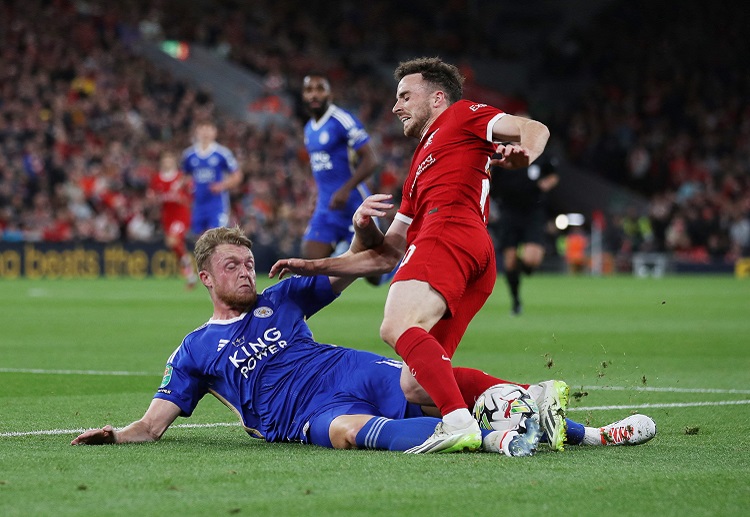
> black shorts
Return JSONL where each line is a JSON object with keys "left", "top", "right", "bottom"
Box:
{"left": 497, "top": 205, "right": 546, "bottom": 250}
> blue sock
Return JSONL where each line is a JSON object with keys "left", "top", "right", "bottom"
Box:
{"left": 565, "top": 418, "right": 586, "bottom": 445}
{"left": 355, "top": 417, "right": 440, "bottom": 451}
{"left": 355, "top": 416, "right": 496, "bottom": 451}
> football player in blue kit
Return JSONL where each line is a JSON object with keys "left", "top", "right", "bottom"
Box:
{"left": 71, "top": 226, "right": 655, "bottom": 455}
{"left": 180, "top": 120, "right": 243, "bottom": 235}
{"left": 300, "top": 74, "right": 390, "bottom": 285}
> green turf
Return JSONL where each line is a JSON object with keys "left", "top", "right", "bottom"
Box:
{"left": 1, "top": 274, "right": 749, "bottom": 516}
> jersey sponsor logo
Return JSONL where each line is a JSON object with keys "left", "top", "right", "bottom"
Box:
{"left": 194, "top": 168, "right": 216, "bottom": 183}
{"left": 229, "top": 327, "right": 288, "bottom": 378}
{"left": 469, "top": 103, "right": 488, "bottom": 112}
{"left": 159, "top": 365, "right": 173, "bottom": 388}
{"left": 217, "top": 339, "right": 230, "bottom": 352}
{"left": 410, "top": 153, "right": 435, "bottom": 195}
{"left": 253, "top": 306, "right": 273, "bottom": 318}
{"left": 310, "top": 151, "right": 333, "bottom": 172}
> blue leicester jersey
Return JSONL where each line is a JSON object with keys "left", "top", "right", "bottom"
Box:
{"left": 180, "top": 143, "right": 238, "bottom": 213}
{"left": 304, "top": 104, "right": 371, "bottom": 213}
{"left": 154, "top": 275, "right": 357, "bottom": 443}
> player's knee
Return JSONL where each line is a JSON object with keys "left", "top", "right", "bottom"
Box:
{"left": 328, "top": 416, "right": 369, "bottom": 449}
{"left": 379, "top": 320, "right": 401, "bottom": 349}
{"left": 400, "top": 376, "right": 431, "bottom": 405}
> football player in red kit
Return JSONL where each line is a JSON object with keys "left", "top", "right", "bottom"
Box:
{"left": 149, "top": 151, "right": 196, "bottom": 287}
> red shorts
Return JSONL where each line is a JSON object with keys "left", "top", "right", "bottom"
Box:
{"left": 393, "top": 217, "right": 496, "bottom": 357}
{"left": 163, "top": 207, "right": 190, "bottom": 239}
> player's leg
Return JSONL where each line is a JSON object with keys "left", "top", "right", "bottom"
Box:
{"left": 381, "top": 227, "right": 496, "bottom": 453}
{"left": 519, "top": 242, "right": 545, "bottom": 274}
{"left": 498, "top": 212, "right": 523, "bottom": 315}
{"left": 301, "top": 211, "right": 337, "bottom": 259}
{"left": 517, "top": 206, "right": 547, "bottom": 275}
{"left": 166, "top": 221, "right": 197, "bottom": 288}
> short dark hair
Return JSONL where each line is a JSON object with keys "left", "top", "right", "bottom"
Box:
{"left": 394, "top": 57, "right": 464, "bottom": 104}
{"left": 194, "top": 226, "right": 253, "bottom": 272}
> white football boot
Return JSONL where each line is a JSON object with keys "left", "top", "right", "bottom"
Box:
{"left": 404, "top": 419, "right": 482, "bottom": 454}
{"left": 529, "top": 380, "right": 569, "bottom": 451}
{"left": 584, "top": 414, "right": 657, "bottom": 445}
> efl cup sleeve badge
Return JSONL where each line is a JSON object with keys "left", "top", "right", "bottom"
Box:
{"left": 159, "top": 365, "right": 173, "bottom": 388}
{"left": 253, "top": 306, "right": 273, "bottom": 318}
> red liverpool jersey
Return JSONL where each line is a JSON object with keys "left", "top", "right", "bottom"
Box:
{"left": 397, "top": 99, "right": 505, "bottom": 241}
{"left": 150, "top": 169, "right": 191, "bottom": 234}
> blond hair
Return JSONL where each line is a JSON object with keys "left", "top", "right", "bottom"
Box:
{"left": 194, "top": 226, "right": 253, "bottom": 272}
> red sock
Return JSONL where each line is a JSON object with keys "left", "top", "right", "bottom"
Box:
{"left": 172, "top": 242, "right": 186, "bottom": 261}
{"left": 395, "top": 327, "right": 466, "bottom": 416}
{"left": 452, "top": 367, "right": 530, "bottom": 407}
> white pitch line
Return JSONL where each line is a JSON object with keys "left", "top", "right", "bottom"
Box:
{"left": 0, "top": 368, "right": 156, "bottom": 376}
{"left": 569, "top": 399, "right": 750, "bottom": 411}
{"left": 578, "top": 385, "right": 750, "bottom": 395}
{"left": 0, "top": 422, "right": 239, "bottom": 438}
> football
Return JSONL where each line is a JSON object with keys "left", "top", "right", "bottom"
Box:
{"left": 473, "top": 384, "right": 539, "bottom": 433}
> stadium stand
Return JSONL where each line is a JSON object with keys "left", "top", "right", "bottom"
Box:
{"left": 1, "top": 0, "right": 747, "bottom": 273}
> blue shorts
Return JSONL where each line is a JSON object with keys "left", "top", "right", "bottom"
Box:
{"left": 305, "top": 352, "right": 424, "bottom": 448}
{"left": 191, "top": 209, "right": 229, "bottom": 235}
{"left": 303, "top": 209, "right": 355, "bottom": 247}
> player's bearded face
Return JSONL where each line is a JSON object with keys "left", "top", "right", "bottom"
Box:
{"left": 394, "top": 75, "right": 432, "bottom": 138}
{"left": 302, "top": 77, "right": 330, "bottom": 118}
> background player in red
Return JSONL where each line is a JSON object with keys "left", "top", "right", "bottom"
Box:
{"left": 271, "top": 57, "right": 564, "bottom": 453}
{"left": 148, "top": 151, "right": 197, "bottom": 288}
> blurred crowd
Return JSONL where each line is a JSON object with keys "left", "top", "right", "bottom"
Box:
{"left": 1, "top": 0, "right": 748, "bottom": 267}
{"left": 544, "top": 0, "right": 750, "bottom": 263}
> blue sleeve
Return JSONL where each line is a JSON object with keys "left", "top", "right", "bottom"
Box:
{"left": 266, "top": 275, "right": 339, "bottom": 319}
{"left": 346, "top": 115, "right": 370, "bottom": 151}
{"left": 219, "top": 146, "right": 239, "bottom": 173}
{"left": 154, "top": 340, "right": 209, "bottom": 416}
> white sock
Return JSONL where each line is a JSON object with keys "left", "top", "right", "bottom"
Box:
{"left": 443, "top": 408, "right": 475, "bottom": 428}
{"left": 582, "top": 426, "right": 603, "bottom": 445}
{"left": 482, "top": 430, "right": 517, "bottom": 456}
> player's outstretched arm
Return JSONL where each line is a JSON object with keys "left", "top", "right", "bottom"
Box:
{"left": 270, "top": 221, "right": 406, "bottom": 285}
{"left": 491, "top": 114, "right": 549, "bottom": 169}
{"left": 71, "top": 399, "right": 181, "bottom": 445}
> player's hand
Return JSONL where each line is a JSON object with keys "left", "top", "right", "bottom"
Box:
{"left": 71, "top": 425, "right": 117, "bottom": 445}
{"left": 490, "top": 144, "right": 530, "bottom": 169}
{"left": 209, "top": 182, "right": 224, "bottom": 194}
{"left": 269, "top": 258, "right": 317, "bottom": 279}
{"left": 329, "top": 187, "right": 351, "bottom": 210}
{"left": 353, "top": 194, "right": 394, "bottom": 229}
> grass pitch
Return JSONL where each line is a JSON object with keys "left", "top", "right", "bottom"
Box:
{"left": 1, "top": 274, "right": 749, "bottom": 516}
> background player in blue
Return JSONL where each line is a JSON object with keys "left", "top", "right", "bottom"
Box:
{"left": 181, "top": 120, "right": 243, "bottom": 235}
{"left": 301, "top": 74, "right": 387, "bottom": 285}
{"left": 71, "top": 226, "right": 656, "bottom": 454}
